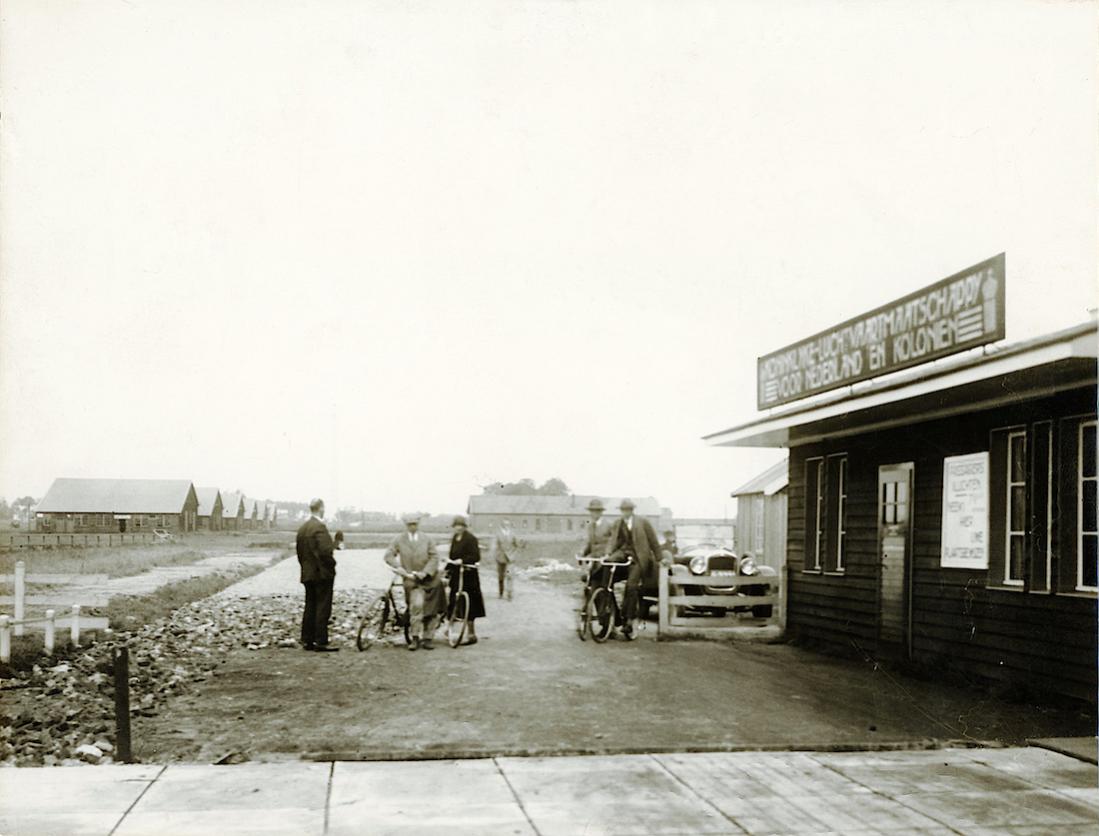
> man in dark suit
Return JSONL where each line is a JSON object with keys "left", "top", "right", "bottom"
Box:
{"left": 296, "top": 498, "right": 338, "bottom": 652}
{"left": 606, "top": 498, "right": 663, "bottom": 638}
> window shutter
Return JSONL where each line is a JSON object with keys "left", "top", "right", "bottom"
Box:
{"left": 988, "top": 429, "right": 1009, "bottom": 587}
{"left": 1030, "top": 422, "right": 1052, "bottom": 592}
{"left": 804, "top": 459, "right": 822, "bottom": 572}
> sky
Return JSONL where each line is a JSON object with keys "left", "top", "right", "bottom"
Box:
{"left": 1, "top": 0, "right": 1096, "bottom": 518}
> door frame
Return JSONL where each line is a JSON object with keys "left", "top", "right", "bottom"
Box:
{"left": 877, "top": 461, "right": 915, "bottom": 659}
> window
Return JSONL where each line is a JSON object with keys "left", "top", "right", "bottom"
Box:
{"left": 74, "top": 514, "right": 85, "bottom": 527}
{"left": 567, "top": 519, "right": 573, "bottom": 532}
{"left": 804, "top": 454, "right": 848, "bottom": 573}
{"left": 1005, "top": 431, "right": 1026, "bottom": 585}
{"left": 1079, "top": 420, "right": 1097, "bottom": 592}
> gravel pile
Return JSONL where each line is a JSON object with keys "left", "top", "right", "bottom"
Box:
{"left": 1, "top": 587, "right": 379, "bottom": 766}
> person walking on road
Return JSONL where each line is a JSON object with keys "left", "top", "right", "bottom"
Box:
{"left": 494, "top": 519, "right": 517, "bottom": 598}
{"left": 606, "top": 498, "right": 663, "bottom": 638}
{"left": 296, "top": 498, "right": 339, "bottom": 652}
{"left": 384, "top": 514, "right": 444, "bottom": 651}
{"left": 447, "top": 516, "right": 485, "bottom": 645}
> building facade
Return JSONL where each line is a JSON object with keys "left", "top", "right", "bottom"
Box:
{"left": 708, "top": 321, "right": 1097, "bottom": 703}
{"left": 195, "top": 487, "right": 224, "bottom": 531}
{"left": 35, "top": 478, "right": 199, "bottom": 533}
{"left": 731, "top": 459, "right": 788, "bottom": 571}
{"left": 467, "top": 495, "right": 668, "bottom": 535}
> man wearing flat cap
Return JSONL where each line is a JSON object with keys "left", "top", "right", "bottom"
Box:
{"left": 606, "top": 498, "right": 663, "bottom": 638}
{"left": 384, "top": 514, "right": 444, "bottom": 650}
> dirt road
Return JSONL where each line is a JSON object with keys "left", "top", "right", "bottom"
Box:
{"left": 133, "top": 549, "right": 1093, "bottom": 762}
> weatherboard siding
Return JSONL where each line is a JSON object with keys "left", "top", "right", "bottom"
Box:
{"left": 785, "top": 386, "right": 1097, "bottom": 703}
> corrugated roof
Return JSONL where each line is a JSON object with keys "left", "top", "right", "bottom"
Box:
{"left": 37, "top": 478, "right": 196, "bottom": 514}
{"left": 195, "top": 487, "right": 222, "bottom": 516}
{"left": 467, "top": 494, "right": 663, "bottom": 517}
{"left": 731, "top": 459, "right": 789, "bottom": 497}
{"left": 221, "top": 492, "right": 245, "bottom": 517}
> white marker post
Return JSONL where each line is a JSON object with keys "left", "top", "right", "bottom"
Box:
{"left": 0, "top": 616, "right": 10, "bottom": 663}
{"left": 44, "top": 609, "right": 56, "bottom": 655}
{"left": 13, "top": 561, "right": 25, "bottom": 637}
{"left": 70, "top": 604, "right": 81, "bottom": 647}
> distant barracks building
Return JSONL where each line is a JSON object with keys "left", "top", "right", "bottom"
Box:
{"left": 467, "top": 495, "right": 670, "bottom": 534}
{"left": 35, "top": 478, "right": 199, "bottom": 533}
{"left": 709, "top": 255, "right": 1098, "bottom": 704}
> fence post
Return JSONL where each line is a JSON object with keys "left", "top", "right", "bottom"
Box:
{"left": 70, "top": 604, "right": 81, "bottom": 646}
{"left": 778, "top": 563, "right": 788, "bottom": 633}
{"left": 0, "top": 616, "right": 10, "bottom": 663}
{"left": 13, "top": 561, "right": 25, "bottom": 637}
{"left": 113, "top": 644, "right": 133, "bottom": 762}
{"left": 44, "top": 609, "right": 56, "bottom": 654}
{"left": 658, "top": 566, "right": 669, "bottom": 637}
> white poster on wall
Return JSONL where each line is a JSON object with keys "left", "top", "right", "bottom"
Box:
{"left": 941, "top": 451, "right": 990, "bottom": 569}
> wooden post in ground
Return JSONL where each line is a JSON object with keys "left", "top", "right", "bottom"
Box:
{"left": 70, "top": 604, "right": 81, "bottom": 646}
{"left": 44, "top": 609, "right": 56, "bottom": 654}
{"left": 113, "top": 645, "right": 133, "bottom": 762}
{"left": 0, "top": 616, "right": 10, "bottom": 663}
{"left": 13, "top": 561, "right": 25, "bottom": 637}
{"left": 657, "top": 566, "right": 669, "bottom": 638}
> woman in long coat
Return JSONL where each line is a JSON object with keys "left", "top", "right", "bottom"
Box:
{"left": 447, "top": 516, "right": 486, "bottom": 644}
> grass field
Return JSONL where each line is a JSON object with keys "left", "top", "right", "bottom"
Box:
{"left": 0, "top": 533, "right": 290, "bottom": 579}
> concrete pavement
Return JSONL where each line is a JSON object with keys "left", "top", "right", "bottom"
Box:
{"left": 2, "top": 745, "right": 1096, "bottom": 835}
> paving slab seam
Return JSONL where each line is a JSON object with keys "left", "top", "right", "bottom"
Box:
{"left": 492, "top": 756, "right": 543, "bottom": 836}
{"left": 323, "top": 760, "right": 335, "bottom": 834}
{"left": 106, "top": 764, "right": 167, "bottom": 836}
{"left": 807, "top": 753, "right": 968, "bottom": 835}
{"left": 648, "top": 754, "right": 750, "bottom": 835}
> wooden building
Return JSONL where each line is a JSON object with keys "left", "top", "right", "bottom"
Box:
{"left": 706, "top": 257, "right": 1096, "bottom": 703}
{"left": 220, "top": 491, "right": 246, "bottom": 531}
{"left": 731, "top": 459, "right": 789, "bottom": 572}
{"left": 35, "top": 478, "right": 199, "bottom": 533}
{"left": 195, "top": 487, "right": 224, "bottom": 531}
{"left": 467, "top": 495, "right": 668, "bottom": 535}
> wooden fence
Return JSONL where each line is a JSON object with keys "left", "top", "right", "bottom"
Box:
{"left": 0, "top": 532, "right": 155, "bottom": 550}
{"left": 0, "top": 561, "right": 109, "bottom": 661}
{"left": 656, "top": 565, "right": 786, "bottom": 640}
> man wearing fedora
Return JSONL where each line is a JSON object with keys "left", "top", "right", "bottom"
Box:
{"left": 384, "top": 514, "right": 444, "bottom": 650}
{"left": 606, "top": 498, "right": 663, "bottom": 638}
{"left": 579, "top": 498, "right": 615, "bottom": 605}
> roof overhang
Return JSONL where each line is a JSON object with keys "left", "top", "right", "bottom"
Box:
{"left": 706, "top": 321, "right": 1098, "bottom": 449}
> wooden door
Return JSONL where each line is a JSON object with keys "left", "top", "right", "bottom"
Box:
{"left": 878, "top": 463, "right": 914, "bottom": 653}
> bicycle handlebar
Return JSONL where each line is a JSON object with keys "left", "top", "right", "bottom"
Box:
{"left": 575, "top": 555, "right": 632, "bottom": 567}
{"left": 443, "top": 559, "right": 479, "bottom": 569}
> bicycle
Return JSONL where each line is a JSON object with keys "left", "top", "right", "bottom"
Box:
{"left": 355, "top": 573, "right": 412, "bottom": 651}
{"left": 575, "top": 555, "right": 636, "bottom": 643}
{"left": 444, "top": 558, "right": 479, "bottom": 648}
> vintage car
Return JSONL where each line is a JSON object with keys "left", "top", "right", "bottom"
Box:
{"left": 643, "top": 544, "right": 777, "bottom": 618}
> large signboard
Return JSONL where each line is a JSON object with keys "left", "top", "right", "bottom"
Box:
{"left": 941, "top": 452, "right": 990, "bottom": 570}
{"left": 757, "top": 253, "right": 1005, "bottom": 409}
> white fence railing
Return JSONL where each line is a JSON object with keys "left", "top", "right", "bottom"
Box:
{"left": 0, "top": 561, "right": 109, "bottom": 661}
{"left": 656, "top": 566, "right": 786, "bottom": 639}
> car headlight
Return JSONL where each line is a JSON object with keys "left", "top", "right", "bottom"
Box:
{"left": 739, "top": 557, "right": 758, "bottom": 576}
{"left": 689, "top": 556, "right": 708, "bottom": 575}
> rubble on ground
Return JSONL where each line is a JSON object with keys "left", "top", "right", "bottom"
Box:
{"left": 0, "top": 588, "right": 377, "bottom": 766}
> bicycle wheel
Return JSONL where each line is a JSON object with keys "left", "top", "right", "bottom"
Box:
{"left": 576, "top": 589, "right": 592, "bottom": 641}
{"left": 356, "top": 595, "right": 390, "bottom": 651}
{"left": 446, "top": 592, "right": 469, "bottom": 648}
{"left": 504, "top": 567, "right": 514, "bottom": 601}
{"left": 590, "top": 589, "right": 614, "bottom": 643}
